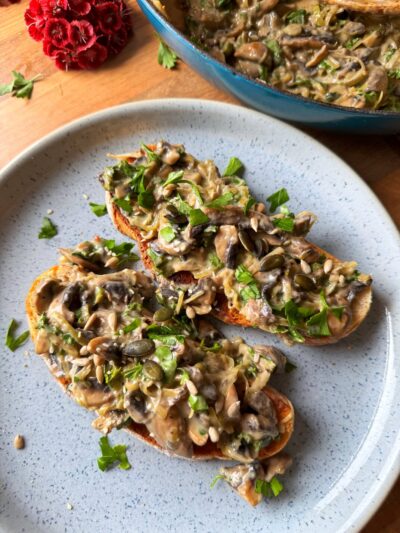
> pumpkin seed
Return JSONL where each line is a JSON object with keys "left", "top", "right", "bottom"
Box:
{"left": 294, "top": 274, "right": 316, "bottom": 291}
{"left": 153, "top": 307, "right": 173, "bottom": 322}
{"left": 143, "top": 360, "right": 164, "bottom": 381}
{"left": 238, "top": 230, "right": 255, "bottom": 253}
{"left": 259, "top": 254, "right": 284, "bottom": 271}
{"left": 123, "top": 339, "right": 155, "bottom": 357}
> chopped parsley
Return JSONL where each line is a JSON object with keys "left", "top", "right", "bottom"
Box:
{"left": 206, "top": 192, "right": 235, "bottom": 209}
{"left": 159, "top": 226, "right": 176, "bottom": 243}
{"left": 157, "top": 39, "right": 178, "bottom": 69}
{"left": 97, "top": 436, "right": 131, "bottom": 472}
{"left": 89, "top": 202, "right": 107, "bottom": 217}
{"left": 267, "top": 188, "right": 290, "bottom": 212}
{"left": 138, "top": 190, "right": 155, "bottom": 209}
{"left": 5, "top": 319, "right": 29, "bottom": 352}
{"left": 178, "top": 368, "right": 190, "bottom": 385}
{"left": 122, "top": 318, "right": 141, "bottom": 334}
{"left": 244, "top": 197, "right": 256, "bottom": 215}
{"left": 123, "top": 363, "right": 143, "bottom": 380}
{"left": 208, "top": 252, "right": 224, "bottom": 270}
{"left": 188, "top": 394, "right": 208, "bottom": 412}
{"left": 103, "top": 240, "right": 139, "bottom": 262}
{"left": 345, "top": 37, "right": 360, "bottom": 50}
{"left": 273, "top": 216, "right": 295, "bottom": 232}
{"left": 255, "top": 477, "right": 283, "bottom": 497}
{"left": 141, "top": 143, "right": 160, "bottom": 162}
{"left": 147, "top": 247, "right": 164, "bottom": 267}
{"left": 210, "top": 474, "right": 224, "bottom": 488}
{"left": 223, "top": 157, "right": 244, "bottom": 177}
{"left": 155, "top": 345, "right": 177, "bottom": 381}
{"left": 389, "top": 69, "right": 400, "bottom": 80}
{"left": 235, "top": 264, "right": 256, "bottom": 285}
{"left": 163, "top": 170, "right": 184, "bottom": 187}
{"left": 113, "top": 196, "right": 133, "bottom": 214}
{"left": 188, "top": 208, "right": 209, "bottom": 226}
{"left": 104, "top": 364, "right": 123, "bottom": 389}
{"left": 240, "top": 283, "right": 260, "bottom": 303}
{"left": 285, "top": 9, "right": 307, "bottom": 24}
{"left": 38, "top": 217, "right": 57, "bottom": 239}
{"left": 265, "top": 39, "right": 282, "bottom": 65}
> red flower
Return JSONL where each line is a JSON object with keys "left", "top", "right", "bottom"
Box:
{"left": 44, "top": 17, "right": 70, "bottom": 47}
{"left": 68, "top": 0, "right": 91, "bottom": 16}
{"left": 24, "top": 0, "right": 46, "bottom": 41}
{"left": 95, "top": 2, "right": 122, "bottom": 35}
{"left": 54, "top": 49, "right": 79, "bottom": 70}
{"left": 69, "top": 20, "right": 96, "bottom": 51}
{"left": 25, "top": 0, "right": 132, "bottom": 70}
{"left": 76, "top": 42, "right": 108, "bottom": 69}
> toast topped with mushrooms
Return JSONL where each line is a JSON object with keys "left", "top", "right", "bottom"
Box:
{"left": 26, "top": 238, "right": 294, "bottom": 471}
{"left": 100, "top": 141, "right": 372, "bottom": 346}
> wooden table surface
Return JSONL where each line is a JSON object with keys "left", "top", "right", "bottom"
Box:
{"left": 1, "top": 2, "right": 400, "bottom": 531}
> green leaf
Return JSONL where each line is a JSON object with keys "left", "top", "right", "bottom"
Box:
{"left": 235, "top": 264, "right": 255, "bottom": 285}
{"left": 163, "top": 170, "right": 184, "bottom": 187}
{"left": 188, "top": 394, "right": 208, "bottom": 412}
{"left": 138, "top": 190, "right": 155, "bottom": 209}
{"left": 285, "top": 9, "right": 307, "bottom": 23}
{"left": 306, "top": 309, "right": 331, "bottom": 337}
{"left": 123, "top": 362, "right": 143, "bottom": 380}
{"left": 97, "top": 436, "right": 131, "bottom": 472}
{"left": 265, "top": 39, "right": 282, "bottom": 65}
{"left": 89, "top": 202, "right": 107, "bottom": 217}
{"left": 267, "top": 188, "right": 290, "bottom": 212}
{"left": 5, "top": 319, "right": 29, "bottom": 352}
{"left": 240, "top": 283, "right": 260, "bottom": 302}
{"left": 188, "top": 209, "right": 209, "bottom": 226}
{"left": 345, "top": 37, "right": 360, "bottom": 50}
{"left": 208, "top": 252, "right": 223, "bottom": 270}
{"left": 104, "top": 364, "right": 123, "bottom": 389}
{"left": 331, "top": 306, "right": 344, "bottom": 319}
{"left": 122, "top": 318, "right": 141, "bottom": 334}
{"left": 0, "top": 71, "right": 41, "bottom": 100}
{"left": 273, "top": 216, "right": 295, "bottom": 232}
{"left": 244, "top": 197, "right": 256, "bottom": 216}
{"left": 103, "top": 240, "right": 138, "bottom": 262}
{"left": 223, "top": 157, "right": 244, "bottom": 177}
{"left": 270, "top": 477, "right": 284, "bottom": 497}
{"left": 210, "top": 474, "right": 224, "bottom": 488}
{"left": 157, "top": 39, "right": 178, "bottom": 69}
{"left": 178, "top": 368, "right": 190, "bottom": 384}
{"left": 38, "top": 217, "right": 57, "bottom": 239}
{"left": 155, "top": 345, "right": 177, "bottom": 381}
{"left": 141, "top": 143, "right": 160, "bottom": 162}
{"left": 113, "top": 196, "right": 133, "bottom": 214}
{"left": 206, "top": 192, "right": 234, "bottom": 209}
{"left": 160, "top": 226, "right": 176, "bottom": 243}
{"left": 147, "top": 248, "right": 164, "bottom": 267}
{"left": 389, "top": 69, "right": 400, "bottom": 80}
{"left": 148, "top": 333, "right": 184, "bottom": 346}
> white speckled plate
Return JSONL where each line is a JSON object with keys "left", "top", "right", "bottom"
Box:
{"left": 0, "top": 100, "right": 399, "bottom": 533}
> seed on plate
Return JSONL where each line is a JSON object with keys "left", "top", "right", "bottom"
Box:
{"left": 208, "top": 426, "right": 219, "bottom": 443}
{"left": 124, "top": 339, "right": 155, "bottom": 357}
{"left": 324, "top": 259, "right": 333, "bottom": 274}
{"left": 250, "top": 216, "right": 259, "bottom": 233}
{"left": 238, "top": 230, "right": 255, "bottom": 253}
{"left": 227, "top": 400, "right": 241, "bottom": 418}
{"left": 153, "top": 307, "right": 173, "bottom": 322}
{"left": 186, "top": 306, "right": 196, "bottom": 319}
{"left": 300, "top": 259, "right": 311, "bottom": 274}
{"left": 96, "top": 365, "right": 104, "bottom": 384}
{"left": 259, "top": 254, "right": 284, "bottom": 271}
{"left": 79, "top": 346, "right": 88, "bottom": 356}
{"left": 66, "top": 502, "right": 73, "bottom": 511}
{"left": 294, "top": 274, "right": 316, "bottom": 291}
{"left": 93, "top": 353, "right": 105, "bottom": 366}
{"left": 13, "top": 434, "right": 25, "bottom": 449}
{"left": 143, "top": 360, "right": 164, "bottom": 381}
{"left": 255, "top": 203, "right": 265, "bottom": 213}
{"left": 105, "top": 256, "right": 119, "bottom": 269}
{"left": 108, "top": 312, "right": 118, "bottom": 331}
{"left": 186, "top": 379, "right": 198, "bottom": 395}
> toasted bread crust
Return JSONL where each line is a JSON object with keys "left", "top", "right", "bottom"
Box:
{"left": 124, "top": 385, "right": 294, "bottom": 460}
{"left": 26, "top": 266, "right": 294, "bottom": 461}
{"left": 107, "top": 191, "right": 372, "bottom": 345}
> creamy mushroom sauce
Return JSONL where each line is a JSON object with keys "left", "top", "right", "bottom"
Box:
{"left": 32, "top": 240, "right": 290, "bottom": 462}
{"left": 100, "top": 142, "right": 372, "bottom": 344}
{"left": 181, "top": 0, "right": 400, "bottom": 111}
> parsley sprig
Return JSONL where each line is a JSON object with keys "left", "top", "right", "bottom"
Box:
{"left": 0, "top": 71, "right": 41, "bottom": 99}
{"left": 157, "top": 39, "right": 179, "bottom": 69}
{"left": 5, "top": 319, "right": 29, "bottom": 352}
{"left": 97, "top": 436, "right": 131, "bottom": 471}
{"left": 38, "top": 217, "right": 57, "bottom": 239}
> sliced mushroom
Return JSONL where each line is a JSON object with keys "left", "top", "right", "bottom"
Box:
{"left": 71, "top": 381, "right": 115, "bottom": 409}
{"left": 280, "top": 36, "right": 326, "bottom": 49}
{"left": 102, "top": 281, "right": 131, "bottom": 303}
{"left": 34, "top": 279, "right": 61, "bottom": 314}
{"left": 246, "top": 391, "right": 278, "bottom": 434}
{"left": 224, "top": 384, "right": 240, "bottom": 419}
{"left": 157, "top": 228, "right": 195, "bottom": 256}
{"left": 219, "top": 463, "right": 263, "bottom": 506}
{"left": 59, "top": 248, "right": 101, "bottom": 273}
{"left": 264, "top": 453, "right": 293, "bottom": 482}
{"left": 365, "top": 66, "right": 388, "bottom": 94}
{"left": 197, "top": 319, "right": 223, "bottom": 346}
{"left": 253, "top": 345, "right": 287, "bottom": 373}
{"left": 125, "top": 390, "right": 153, "bottom": 424}
{"left": 214, "top": 225, "right": 238, "bottom": 268}
{"left": 146, "top": 407, "right": 193, "bottom": 457}
{"left": 234, "top": 42, "right": 270, "bottom": 64}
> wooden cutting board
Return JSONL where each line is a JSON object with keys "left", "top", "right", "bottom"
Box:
{"left": 0, "top": 2, "right": 399, "bottom": 531}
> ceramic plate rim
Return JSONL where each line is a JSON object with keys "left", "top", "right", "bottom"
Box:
{"left": 1, "top": 98, "right": 399, "bottom": 532}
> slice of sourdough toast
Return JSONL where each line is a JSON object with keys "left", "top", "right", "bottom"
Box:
{"left": 26, "top": 244, "right": 294, "bottom": 462}
{"left": 101, "top": 142, "right": 372, "bottom": 346}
